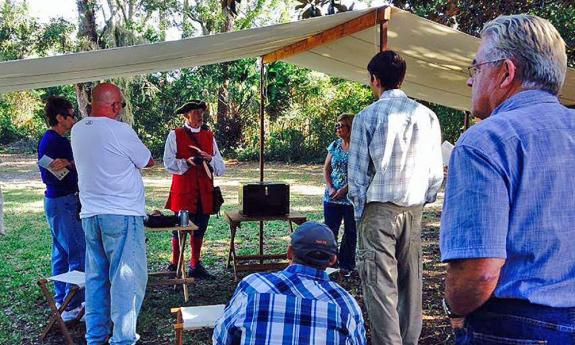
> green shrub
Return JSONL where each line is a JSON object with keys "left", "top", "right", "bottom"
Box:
{"left": 0, "top": 113, "right": 25, "bottom": 145}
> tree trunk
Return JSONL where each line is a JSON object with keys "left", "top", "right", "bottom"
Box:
{"left": 222, "top": 5, "right": 235, "bottom": 33}
{"left": 182, "top": 0, "right": 190, "bottom": 36}
{"left": 74, "top": 83, "right": 92, "bottom": 117}
{"left": 216, "top": 4, "right": 236, "bottom": 145}
{"left": 75, "top": 0, "right": 99, "bottom": 118}
{"left": 217, "top": 80, "right": 230, "bottom": 125}
{"left": 116, "top": 78, "right": 134, "bottom": 125}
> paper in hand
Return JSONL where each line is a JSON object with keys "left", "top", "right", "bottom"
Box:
{"left": 441, "top": 141, "right": 454, "bottom": 167}
{"left": 38, "top": 155, "right": 70, "bottom": 180}
{"left": 188, "top": 145, "right": 212, "bottom": 179}
{"left": 202, "top": 161, "right": 213, "bottom": 180}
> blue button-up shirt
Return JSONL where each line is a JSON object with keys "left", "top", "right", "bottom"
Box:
{"left": 212, "top": 264, "right": 366, "bottom": 345}
{"left": 348, "top": 89, "right": 444, "bottom": 221}
{"left": 440, "top": 90, "right": 575, "bottom": 307}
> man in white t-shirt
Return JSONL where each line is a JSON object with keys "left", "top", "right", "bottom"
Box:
{"left": 71, "top": 83, "right": 154, "bottom": 345}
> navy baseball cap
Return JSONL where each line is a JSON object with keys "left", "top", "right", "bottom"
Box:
{"left": 291, "top": 221, "right": 337, "bottom": 266}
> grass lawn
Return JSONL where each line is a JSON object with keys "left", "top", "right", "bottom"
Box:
{"left": 0, "top": 153, "right": 452, "bottom": 344}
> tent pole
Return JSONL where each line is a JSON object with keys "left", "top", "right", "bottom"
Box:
{"left": 259, "top": 58, "right": 265, "bottom": 183}
{"left": 463, "top": 111, "right": 471, "bottom": 131}
{"left": 379, "top": 7, "right": 389, "bottom": 51}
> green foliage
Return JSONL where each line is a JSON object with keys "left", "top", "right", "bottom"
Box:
{"left": 0, "top": 2, "right": 41, "bottom": 60}
{"left": 0, "top": 111, "right": 23, "bottom": 145}
{"left": 0, "top": 2, "right": 75, "bottom": 60}
{"left": 267, "top": 128, "right": 306, "bottom": 161}
{"left": 429, "top": 104, "right": 466, "bottom": 144}
{"left": 237, "top": 65, "right": 373, "bottom": 163}
{"left": 296, "top": 0, "right": 353, "bottom": 18}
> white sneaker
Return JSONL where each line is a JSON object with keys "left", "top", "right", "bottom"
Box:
{"left": 61, "top": 306, "right": 82, "bottom": 322}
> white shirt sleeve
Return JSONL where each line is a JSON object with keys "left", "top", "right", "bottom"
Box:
{"left": 425, "top": 112, "right": 445, "bottom": 203}
{"left": 117, "top": 124, "right": 151, "bottom": 169}
{"left": 163, "top": 130, "right": 190, "bottom": 175}
{"left": 210, "top": 138, "right": 226, "bottom": 177}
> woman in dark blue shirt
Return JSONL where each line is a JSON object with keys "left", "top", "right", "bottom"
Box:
{"left": 38, "top": 96, "right": 85, "bottom": 320}
{"left": 322, "top": 113, "right": 356, "bottom": 275}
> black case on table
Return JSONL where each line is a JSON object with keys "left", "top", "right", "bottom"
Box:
{"left": 239, "top": 182, "right": 290, "bottom": 216}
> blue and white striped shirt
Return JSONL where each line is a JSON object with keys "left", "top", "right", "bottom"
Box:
{"left": 348, "top": 89, "right": 444, "bottom": 220}
{"left": 212, "top": 264, "right": 366, "bottom": 345}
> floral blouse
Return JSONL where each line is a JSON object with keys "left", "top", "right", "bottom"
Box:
{"left": 324, "top": 139, "right": 351, "bottom": 205}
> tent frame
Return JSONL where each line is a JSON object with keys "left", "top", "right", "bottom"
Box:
{"left": 257, "top": 6, "right": 391, "bottom": 182}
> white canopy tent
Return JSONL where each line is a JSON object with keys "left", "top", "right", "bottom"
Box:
{"left": 0, "top": 6, "right": 573, "bottom": 110}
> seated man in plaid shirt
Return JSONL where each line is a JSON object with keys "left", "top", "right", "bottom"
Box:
{"left": 213, "top": 221, "right": 366, "bottom": 345}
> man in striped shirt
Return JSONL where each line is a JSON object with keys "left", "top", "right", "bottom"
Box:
{"left": 348, "top": 50, "right": 443, "bottom": 345}
{"left": 212, "top": 221, "right": 366, "bottom": 345}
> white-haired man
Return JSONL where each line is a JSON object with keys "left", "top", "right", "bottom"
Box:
{"left": 440, "top": 15, "right": 575, "bottom": 344}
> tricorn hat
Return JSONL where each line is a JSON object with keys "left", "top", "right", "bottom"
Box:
{"left": 175, "top": 100, "right": 207, "bottom": 114}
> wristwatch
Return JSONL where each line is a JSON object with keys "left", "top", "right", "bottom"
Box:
{"left": 442, "top": 298, "right": 464, "bottom": 318}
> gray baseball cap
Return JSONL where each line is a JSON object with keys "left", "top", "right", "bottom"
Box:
{"left": 291, "top": 221, "right": 337, "bottom": 266}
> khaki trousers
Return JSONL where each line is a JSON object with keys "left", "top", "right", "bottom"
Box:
{"left": 357, "top": 202, "right": 423, "bottom": 345}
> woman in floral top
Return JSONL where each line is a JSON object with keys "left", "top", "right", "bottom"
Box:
{"left": 323, "top": 113, "right": 356, "bottom": 274}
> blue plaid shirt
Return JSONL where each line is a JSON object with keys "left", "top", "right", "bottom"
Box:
{"left": 440, "top": 90, "right": 575, "bottom": 307}
{"left": 348, "top": 89, "right": 444, "bottom": 220}
{"left": 212, "top": 264, "right": 366, "bottom": 345}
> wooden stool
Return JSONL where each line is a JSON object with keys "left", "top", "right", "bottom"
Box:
{"left": 37, "top": 270, "right": 86, "bottom": 345}
{"left": 171, "top": 304, "right": 225, "bottom": 345}
{"left": 146, "top": 225, "right": 198, "bottom": 302}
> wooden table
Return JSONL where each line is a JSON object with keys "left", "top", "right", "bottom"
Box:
{"left": 224, "top": 210, "right": 306, "bottom": 281}
{"left": 146, "top": 224, "right": 198, "bottom": 302}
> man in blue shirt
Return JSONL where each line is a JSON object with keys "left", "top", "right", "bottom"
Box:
{"left": 213, "top": 221, "right": 366, "bottom": 345}
{"left": 38, "top": 96, "right": 85, "bottom": 321}
{"left": 440, "top": 15, "right": 575, "bottom": 344}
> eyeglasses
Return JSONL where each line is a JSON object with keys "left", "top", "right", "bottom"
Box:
{"left": 467, "top": 59, "right": 505, "bottom": 78}
{"left": 335, "top": 124, "right": 349, "bottom": 130}
{"left": 112, "top": 101, "right": 127, "bottom": 108}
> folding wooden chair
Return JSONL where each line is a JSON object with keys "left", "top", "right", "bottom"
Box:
{"left": 37, "top": 270, "right": 86, "bottom": 345}
{"left": 171, "top": 304, "right": 225, "bottom": 345}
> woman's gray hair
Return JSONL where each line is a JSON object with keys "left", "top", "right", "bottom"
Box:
{"left": 481, "top": 14, "right": 567, "bottom": 95}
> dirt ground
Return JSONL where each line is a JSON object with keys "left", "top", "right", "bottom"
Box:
{"left": 0, "top": 153, "right": 453, "bottom": 344}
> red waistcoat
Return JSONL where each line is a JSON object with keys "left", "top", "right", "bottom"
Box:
{"left": 165, "top": 127, "right": 214, "bottom": 214}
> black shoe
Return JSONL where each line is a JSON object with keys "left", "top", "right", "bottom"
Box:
{"left": 188, "top": 262, "right": 215, "bottom": 280}
{"left": 166, "top": 263, "right": 177, "bottom": 272}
